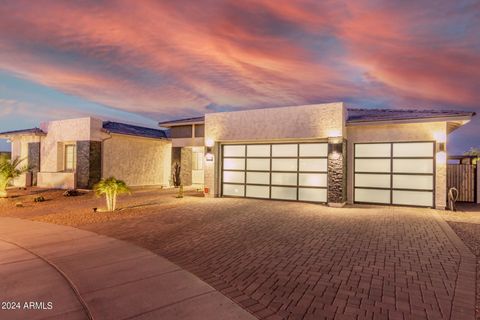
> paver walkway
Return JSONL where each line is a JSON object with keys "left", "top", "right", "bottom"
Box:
{"left": 83, "top": 198, "right": 477, "bottom": 320}
{"left": 0, "top": 217, "right": 255, "bottom": 320}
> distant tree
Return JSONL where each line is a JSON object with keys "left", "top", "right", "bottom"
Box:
{"left": 464, "top": 147, "right": 480, "bottom": 165}
{"left": 0, "top": 156, "right": 28, "bottom": 198}
{"left": 93, "top": 177, "right": 130, "bottom": 211}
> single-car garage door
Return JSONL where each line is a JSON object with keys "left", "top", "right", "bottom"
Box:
{"left": 222, "top": 143, "right": 328, "bottom": 202}
{"left": 354, "top": 141, "right": 435, "bottom": 207}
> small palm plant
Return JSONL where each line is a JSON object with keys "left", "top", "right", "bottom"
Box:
{"left": 93, "top": 177, "right": 130, "bottom": 212}
{"left": 0, "top": 156, "right": 28, "bottom": 198}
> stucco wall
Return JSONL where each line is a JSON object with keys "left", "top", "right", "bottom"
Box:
{"left": 40, "top": 117, "right": 105, "bottom": 172}
{"left": 37, "top": 172, "right": 75, "bottom": 189}
{"left": 102, "top": 134, "right": 171, "bottom": 187}
{"left": 205, "top": 102, "right": 345, "bottom": 142}
{"left": 346, "top": 121, "right": 447, "bottom": 209}
{"left": 10, "top": 135, "right": 42, "bottom": 187}
{"left": 171, "top": 137, "right": 204, "bottom": 147}
{"left": 204, "top": 102, "right": 346, "bottom": 197}
{"left": 180, "top": 147, "right": 192, "bottom": 186}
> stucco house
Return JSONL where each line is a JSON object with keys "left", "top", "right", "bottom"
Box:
{"left": 0, "top": 117, "right": 171, "bottom": 189}
{"left": 1, "top": 102, "right": 475, "bottom": 209}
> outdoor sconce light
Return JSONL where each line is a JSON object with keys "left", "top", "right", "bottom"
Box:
{"left": 438, "top": 142, "right": 446, "bottom": 152}
{"left": 328, "top": 141, "right": 343, "bottom": 155}
{"left": 436, "top": 142, "right": 446, "bottom": 164}
{"left": 205, "top": 153, "right": 214, "bottom": 161}
{"left": 205, "top": 146, "right": 214, "bottom": 161}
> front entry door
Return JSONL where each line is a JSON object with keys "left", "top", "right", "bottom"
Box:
{"left": 192, "top": 147, "right": 204, "bottom": 185}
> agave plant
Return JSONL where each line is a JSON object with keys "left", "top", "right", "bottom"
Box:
{"left": 93, "top": 177, "right": 130, "bottom": 212}
{"left": 0, "top": 156, "right": 28, "bottom": 198}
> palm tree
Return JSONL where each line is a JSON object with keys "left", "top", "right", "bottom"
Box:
{"left": 93, "top": 177, "right": 130, "bottom": 211}
{"left": 464, "top": 147, "right": 480, "bottom": 165}
{"left": 0, "top": 156, "right": 28, "bottom": 198}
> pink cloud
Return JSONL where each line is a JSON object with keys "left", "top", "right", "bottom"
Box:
{"left": 0, "top": 0, "right": 478, "bottom": 120}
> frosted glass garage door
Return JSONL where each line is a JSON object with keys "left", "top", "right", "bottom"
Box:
{"left": 354, "top": 142, "right": 435, "bottom": 207}
{"left": 222, "top": 143, "right": 327, "bottom": 203}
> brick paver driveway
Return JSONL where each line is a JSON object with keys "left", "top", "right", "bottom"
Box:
{"left": 84, "top": 197, "right": 475, "bottom": 320}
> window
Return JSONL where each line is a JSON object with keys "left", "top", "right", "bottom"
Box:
{"left": 64, "top": 144, "right": 76, "bottom": 171}
{"left": 192, "top": 151, "right": 204, "bottom": 170}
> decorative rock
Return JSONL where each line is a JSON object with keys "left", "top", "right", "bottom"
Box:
{"left": 63, "top": 189, "right": 81, "bottom": 197}
{"left": 33, "top": 196, "right": 45, "bottom": 202}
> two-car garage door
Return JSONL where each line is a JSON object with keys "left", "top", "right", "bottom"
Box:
{"left": 221, "top": 143, "right": 328, "bottom": 203}
{"left": 354, "top": 142, "right": 435, "bottom": 207}
{"left": 221, "top": 141, "right": 435, "bottom": 207}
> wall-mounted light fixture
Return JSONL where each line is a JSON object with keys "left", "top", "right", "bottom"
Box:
{"left": 328, "top": 142, "right": 343, "bottom": 155}
{"left": 205, "top": 146, "right": 214, "bottom": 161}
{"left": 436, "top": 142, "right": 446, "bottom": 164}
{"left": 205, "top": 153, "right": 214, "bottom": 162}
{"left": 328, "top": 136, "right": 343, "bottom": 157}
{"left": 437, "top": 142, "right": 446, "bottom": 152}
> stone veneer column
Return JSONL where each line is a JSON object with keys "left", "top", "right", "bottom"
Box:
{"left": 76, "top": 141, "right": 102, "bottom": 189}
{"left": 327, "top": 139, "right": 347, "bottom": 206}
{"left": 27, "top": 142, "right": 41, "bottom": 186}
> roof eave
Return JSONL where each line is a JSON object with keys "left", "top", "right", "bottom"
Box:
{"left": 158, "top": 121, "right": 205, "bottom": 128}
{"left": 346, "top": 114, "right": 475, "bottom": 126}
{"left": 107, "top": 131, "right": 169, "bottom": 141}
{"left": 0, "top": 131, "right": 46, "bottom": 139}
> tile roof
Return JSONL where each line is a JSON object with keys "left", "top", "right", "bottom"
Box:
{"left": 158, "top": 108, "right": 474, "bottom": 127}
{"left": 158, "top": 116, "right": 205, "bottom": 126}
{"left": 346, "top": 108, "right": 475, "bottom": 123}
{"left": 102, "top": 121, "right": 168, "bottom": 139}
{"left": 0, "top": 127, "right": 46, "bottom": 136}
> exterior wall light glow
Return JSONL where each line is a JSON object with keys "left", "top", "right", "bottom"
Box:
{"left": 327, "top": 129, "right": 341, "bottom": 138}
{"left": 436, "top": 142, "right": 446, "bottom": 164}
{"left": 205, "top": 138, "right": 214, "bottom": 147}
{"left": 434, "top": 132, "right": 446, "bottom": 143}
{"left": 436, "top": 151, "right": 446, "bottom": 164}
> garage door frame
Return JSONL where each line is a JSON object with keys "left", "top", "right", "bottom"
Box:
{"left": 353, "top": 141, "right": 436, "bottom": 208}
{"left": 220, "top": 141, "right": 328, "bottom": 203}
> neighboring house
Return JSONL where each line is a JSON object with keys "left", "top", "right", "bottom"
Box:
{"left": 0, "top": 117, "right": 171, "bottom": 189}
{"left": 1, "top": 102, "right": 475, "bottom": 209}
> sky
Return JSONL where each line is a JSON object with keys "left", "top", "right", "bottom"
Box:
{"left": 0, "top": 0, "right": 478, "bottom": 153}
